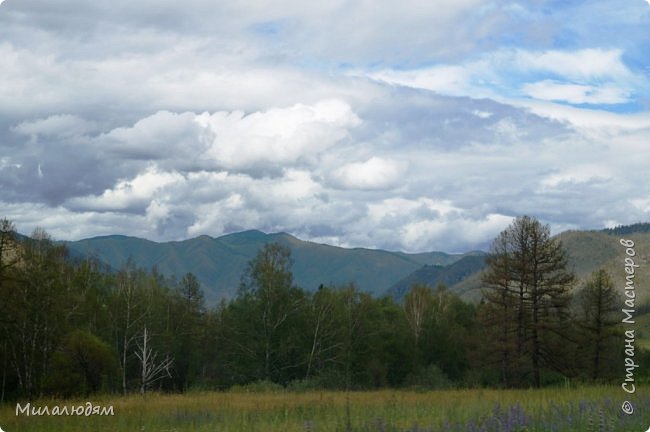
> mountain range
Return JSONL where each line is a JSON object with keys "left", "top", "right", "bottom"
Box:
{"left": 60, "top": 224, "right": 650, "bottom": 305}
{"left": 63, "top": 230, "right": 480, "bottom": 303}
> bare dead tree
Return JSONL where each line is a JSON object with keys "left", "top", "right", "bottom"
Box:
{"left": 135, "top": 326, "right": 173, "bottom": 394}
{"left": 112, "top": 262, "right": 148, "bottom": 395}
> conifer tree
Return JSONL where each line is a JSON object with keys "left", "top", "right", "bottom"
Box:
{"left": 480, "top": 216, "right": 575, "bottom": 387}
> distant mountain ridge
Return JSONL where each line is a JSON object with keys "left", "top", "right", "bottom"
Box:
{"left": 63, "top": 230, "right": 474, "bottom": 303}
{"left": 57, "top": 221, "right": 650, "bottom": 305}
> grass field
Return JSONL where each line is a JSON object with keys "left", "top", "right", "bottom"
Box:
{"left": 1, "top": 386, "right": 649, "bottom": 432}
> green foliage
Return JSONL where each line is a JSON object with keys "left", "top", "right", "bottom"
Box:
{"left": 230, "top": 243, "right": 307, "bottom": 384}
{"left": 2, "top": 217, "right": 643, "bottom": 401}
{"left": 43, "top": 330, "right": 117, "bottom": 397}
{"left": 402, "top": 284, "right": 475, "bottom": 383}
{"left": 2, "top": 228, "right": 71, "bottom": 397}
{"left": 170, "top": 272, "right": 206, "bottom": 391}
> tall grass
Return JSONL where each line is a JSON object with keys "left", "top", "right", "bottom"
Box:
{"left": 0, "top": 386, "right": 648, "bottom": 431}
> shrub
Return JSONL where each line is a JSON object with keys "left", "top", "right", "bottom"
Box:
{"left": 403, "top": 364, "right": 451, "bottom": 390}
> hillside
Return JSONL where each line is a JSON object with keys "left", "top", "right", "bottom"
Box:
{"left": 558, "top": 229, "right": 650, "bottom": 304}
{"left": 389, "top": 224, "right": 650, "bottom": 304}
{"left": 64, "top": 230, "right": 471, "bottom": 303}
{"left": 602, "top": 222, "right": 650, "bottom": 236}
{"left": 387, "top": 254, "right": 487, "bottom": 301}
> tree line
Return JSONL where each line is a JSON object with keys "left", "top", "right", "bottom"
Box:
{"left": 0, "top": 216, "right": 645, "bottom": 400}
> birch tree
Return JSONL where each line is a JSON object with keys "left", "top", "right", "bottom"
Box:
{"left": 305, "top": 286, "right": 342, "bottom": 379}
{"left": 403, "top": 284, "right": 433, "bottom": 344}
{"left": 239, "top": 243, "right": 305, "bottom": 382}
{"left": 7, "top": 228, "right": 68, "bottom": 397}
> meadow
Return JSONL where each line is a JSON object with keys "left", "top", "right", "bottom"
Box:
{"left": 1, "top": 386, "right": 649, "bottom": 432}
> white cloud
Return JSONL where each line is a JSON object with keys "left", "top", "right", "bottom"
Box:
{"left": 67, "top": 167, "right": 184, "bottom": 212}
{"left": 363, "top": 48, "right": 639, "bottom": 106}
{"left": 630, "top": 198, "right": 650, "bottom": 212}
{"left": 365, "top": 66, "right": 473, "bottom": 97}
{"left": 83, "top": 100, "right": 360, "bottom": 173}
{"left": 366, "top": 198, "right": 459, "bottom": 223}
{"left": 521, "top": 80, "right": 631, "bottom": 104}
{"left": 539, "top": 164, "right": 613, "bottom": 190}
{"left": 2, "top": 0, "right": 650, "bottom": 254}
{"left": 4, "top": 89, "right": 649, "bottom": 252}
{"left": 237, "top": 0, "right": 498, "bottom": 63}
{"left": 98, "top": 111, "right": 207, "bottom": 162}
{"left": 514, "top": 48, "right": 630, "bottom": 81}
{"left": 0, "top": 43, "right": 73, "bottom": 115}
{"left": 511, "top": 99, "right": 650, "bottom": 132}
{"left": 329, "top": 157, "right": 407, "bottom": 190}
{"left": 0, "top": 157, "right": 21, "bottom": 170}
{"left": 401, "top": 213, "right": 513, "bottom": 252}
{"left": 491, "top": 117, "right": 525, "bottom": 142}
{"left": 13, "top": 114, "right": 98, "bottom": 142}
{"left": 0, "top": 38, "right": 375, "bottom": 124}
{"left": 0, "top": 201, "right": 154, "bottom": 240}
{"left": 472, "top": 110, "right": 493, "bottom": 119}
{"left": 195, "top": 99, "right": 360, "bottom": 170}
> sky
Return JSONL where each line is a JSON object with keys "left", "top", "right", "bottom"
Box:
{"left": 1, "top": 0, "right": 650, "bottom": 253}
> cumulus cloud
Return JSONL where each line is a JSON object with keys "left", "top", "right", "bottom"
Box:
{"left": 96, "top": 111, "right": 208, "bottom": 165}
{"left": 4, "top": 86, "right": 650, "bottom": 251}
{"left": 66, "top": 167, "right": 184, "bottom": 213}
{"left": 400, "top": 213, "right": 514, "bottom": 253}
{"left": 196, "top": 99, "right": 360, "bottom": 171}
{"left": 329, "top": 157, "right": 407, "bottom": 191}
{"left": 79, "top": 99, "right": 360, "bottom": 175}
